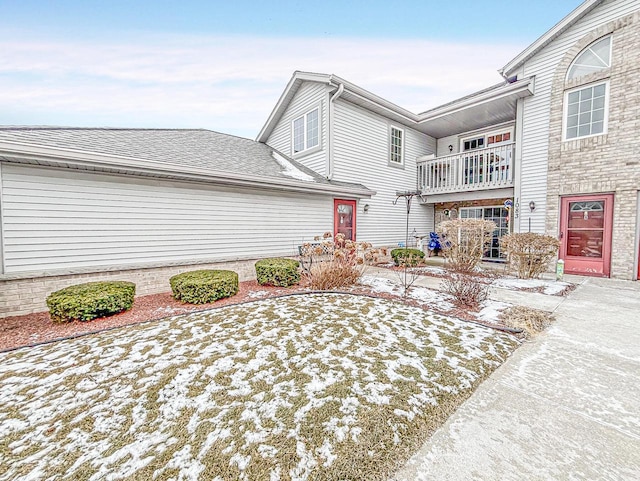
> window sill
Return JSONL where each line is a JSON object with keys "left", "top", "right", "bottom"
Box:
{"left": 387, "top": 161, "right": 405, "bottom": 170}
{"left": 561, "top": 133, "right": 608, "bottom": 151}
{"left": 292, "top": 144, "right": 322, "bottom": 159}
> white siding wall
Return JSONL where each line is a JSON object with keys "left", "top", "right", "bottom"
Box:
{"left": 333, "top": 100, "right": 436, "bottom": 245}
{"left": 1, "top": 164, "right": 333, "bottom": 274}
{"left": 265, "top": 82, "right": 328, "bottom": 176}
{"left": 518, "top": 0, "right": 637, "bottom": 233}
{"left": 436, "top": 134, "right": 461, "bottom": 156}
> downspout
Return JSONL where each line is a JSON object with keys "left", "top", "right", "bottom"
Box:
{"left": 327, "top": 81, "right": 344, "bottom": 180}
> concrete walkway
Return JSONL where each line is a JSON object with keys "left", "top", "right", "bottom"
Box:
{"left": 393, "top": 276, "right": 640, "bottom": 481}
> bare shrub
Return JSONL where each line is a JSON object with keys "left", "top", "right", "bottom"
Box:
{"left": 395, "top": 253, "right": 424, "bottom": 297}
{"left": 499, "top": 305, "right": 554, "bottom": 337}
{"left": 300, "top": 233, "right": 382, "bottom": 290}
{"left": 441, "top": 272, "right": 490, "bottom": 310}
{"left": 308, "top": 262, "right": 361, "bottom": 290}
{"left": 500, "top": 233, "right": 560, "bottom": 279}
{"left": 438, "top": 219, "right": 496, "bottom": 273}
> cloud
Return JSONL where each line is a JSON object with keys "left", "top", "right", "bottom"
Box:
{"left": 0, "top": 34, "right": 526, "bottom": 137}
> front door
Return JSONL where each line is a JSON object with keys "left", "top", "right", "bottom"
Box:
{"left": 334, "top": 199, "right": 356, "bottom": 241}
{"left": 559, "top": 194, "right": 613, "bottom": 277}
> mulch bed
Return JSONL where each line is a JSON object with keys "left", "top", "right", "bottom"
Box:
{"left": 0, "top": 278, "right": 518, "bottom": 353}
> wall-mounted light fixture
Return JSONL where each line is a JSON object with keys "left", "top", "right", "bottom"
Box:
{"left": 363, "top": 204, "right": 370, "bottom": 213}
{"left": 529, "top": 201, "right": 536, "bottom": 212}
{"left": 448, "top": 144, "right": 453, "bottom": 153}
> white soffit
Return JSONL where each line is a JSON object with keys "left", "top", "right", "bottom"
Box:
{"left": 417, "top": 78, "right": 534, "bottom": 138}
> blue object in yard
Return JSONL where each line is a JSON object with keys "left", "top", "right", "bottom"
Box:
{"left": 428, "top": 232, "right": 441, "bottom": 252}
{"left": 398, "top": 241, "right": 406, "bottom": 248}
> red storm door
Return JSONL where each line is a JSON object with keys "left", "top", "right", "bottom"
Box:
{"left": 334, "top": 199, "right": 356, "bottom": 241}
{"left": 559, "top": 194, "right": 613, "bottom": 277}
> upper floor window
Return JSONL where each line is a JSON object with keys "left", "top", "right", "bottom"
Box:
{"left": 461, "top": 128, "right": 512, "bottom": 152}
{"left": 390, "top": 126, "right": 404, "bottom": 165}
{"left": 567, "top": 36, "right": 611, "bottom": 80}
{"left": 564, "top": 81, "right": 608, "bottom": 140}
{"left": 462, "top": 136, "right": 484, "bottom": 151}
{"left": 292, "top": 107, "right": 319, "bottom": 154}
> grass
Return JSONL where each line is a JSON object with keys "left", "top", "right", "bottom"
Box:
{"left": 0, "top": 293, "right": 520, "bottom": 481}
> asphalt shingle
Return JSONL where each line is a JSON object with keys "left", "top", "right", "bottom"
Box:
{"left": 0, "top": 127, "right": 336, "bottom": 185}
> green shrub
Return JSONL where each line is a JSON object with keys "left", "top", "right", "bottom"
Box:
{"left": 255, "top": 258, "right": 300, "bottom": 287}
{"left": 46, "top": 281, "right": 136, "bottom": 323}
{"left": 170, "top": 269, "right": 239, "bottom": 304}
{"left": 390, "top": 248, "right": 425, "bottom": 266}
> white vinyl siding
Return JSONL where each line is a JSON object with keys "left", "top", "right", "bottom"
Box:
{"left": 266, "top": 82, "right": 326, "bottom": 176}
{"left": 333, "top": 100, "right": 435, "bottom": 245}
{"left": 0, "top": 165, "right": 333, "bottom": 274}
{"left": 516, "top": 0, "right": 637, "bottom": 234}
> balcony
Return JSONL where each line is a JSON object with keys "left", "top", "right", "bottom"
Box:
{"left": 417, "top": 143, "right": 515, "bottom": 195}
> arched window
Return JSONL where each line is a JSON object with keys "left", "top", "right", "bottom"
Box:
{"left": 567, "top": 36, "right": 611, "bottom": 80}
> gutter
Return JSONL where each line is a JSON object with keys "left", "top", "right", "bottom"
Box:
{"left": 327, "top": 79, "right": 345, "bottom": 180}
{"left": 0, "top": 141, "right": 375, "bottom": 198}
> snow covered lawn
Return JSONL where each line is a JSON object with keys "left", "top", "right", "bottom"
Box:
{"left": 0, "top": 293, "right": 519, "bottom": 481}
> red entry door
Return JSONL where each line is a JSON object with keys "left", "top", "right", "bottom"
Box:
{"left": 334, "top": 199, "right": 356, "bottom": 241}
{"left": 559, "top": 194, "right": 613, "bottom": 277}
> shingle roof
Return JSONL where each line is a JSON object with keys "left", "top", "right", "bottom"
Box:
{"left": 0, "top": 127, "right": 340, "bottom": 186}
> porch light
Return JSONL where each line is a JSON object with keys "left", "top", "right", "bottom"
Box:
{"left": 363, "top": 204, "right": 370, "bottom": 213}
{"left": 529, "top": 201, "right": 536, "bottom": 212}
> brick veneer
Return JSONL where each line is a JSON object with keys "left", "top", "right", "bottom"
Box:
{"left": 0, "top": 259, "right": 259, "bottom": 318}
{"left": 546, "top": 11, "right": 640, "bottom": 279}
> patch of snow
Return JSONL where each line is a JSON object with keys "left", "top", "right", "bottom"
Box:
{"left": 0, "top": 293, "right": 518, "bottom": 481}
{"left": 272, "top": 152, "right": 316, "bottom": 182}
{"left": 476, "top": 300, "right": 512, "bottom": 323}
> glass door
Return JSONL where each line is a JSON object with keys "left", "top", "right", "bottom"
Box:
{"left": 460, "top": 206, "right": 510, "bottom": 261}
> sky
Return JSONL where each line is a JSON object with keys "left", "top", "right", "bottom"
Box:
{"left": 0, "top": 0, "right": 584, "bottom": 138}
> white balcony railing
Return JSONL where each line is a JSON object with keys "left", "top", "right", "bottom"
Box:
{"left": 417, "top": 143, "right": 515, "bottom": 194}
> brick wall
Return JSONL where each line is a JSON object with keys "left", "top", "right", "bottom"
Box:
{"left": 0, "top": 259, "right": 259, "bottom": 318}
{"left": 546, "top": 11, "right": 640, "bottom": 280}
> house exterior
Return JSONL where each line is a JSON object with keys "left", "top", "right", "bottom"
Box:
{"left": 257, "top": 73, "right": 436, "bottom": 246}
{"left": 258, "top": 0, "right": 640, "bottom": 278}
{"left": 0, "top": 128, "right": 373, "bottom": 316}
{"left": 0, "top": 0, "right": 638, "bottom": 319}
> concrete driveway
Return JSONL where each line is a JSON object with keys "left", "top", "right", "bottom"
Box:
{"left": 394, "top": 276, "right": 640, "bottom": 481}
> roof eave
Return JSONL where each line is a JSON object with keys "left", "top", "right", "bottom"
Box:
{"left": 417, "top": 77, "right": 535, "bottom": 123}
{"left": 499, "top": 0, "right": 604, "bottom": 77}
{"left": 256, "top": 71, "right": 333, "bottom": 143}
{"left": 0, "top": 141, "right": 375, "bottom": 198}
{"left": 256, "top": 72, "right": 421, "bottom": 144}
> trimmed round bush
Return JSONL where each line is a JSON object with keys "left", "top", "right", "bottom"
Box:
{"left": 255, "top": 258, "right": 300, "bottom": 287}
{"left": 46, "top": 281, "right": 136, "bottom": 323}
{"left": 170, "top": 269, "right": 239, "bottom": 304}
{"left": 391, "top": 248, "right": 425, "bottom": 266}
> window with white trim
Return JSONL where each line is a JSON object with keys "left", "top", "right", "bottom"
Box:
{"left": 390, "top": 126, "right": 404, "bottom": 165}
{"left": 564, "top": 82, "right": 607, "bottom": 140}
{"left": 567, "top": 36, "right": 611, "bottom": 80}
{"left": 292, "top": 107, "right": 319, "bottom": 154}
